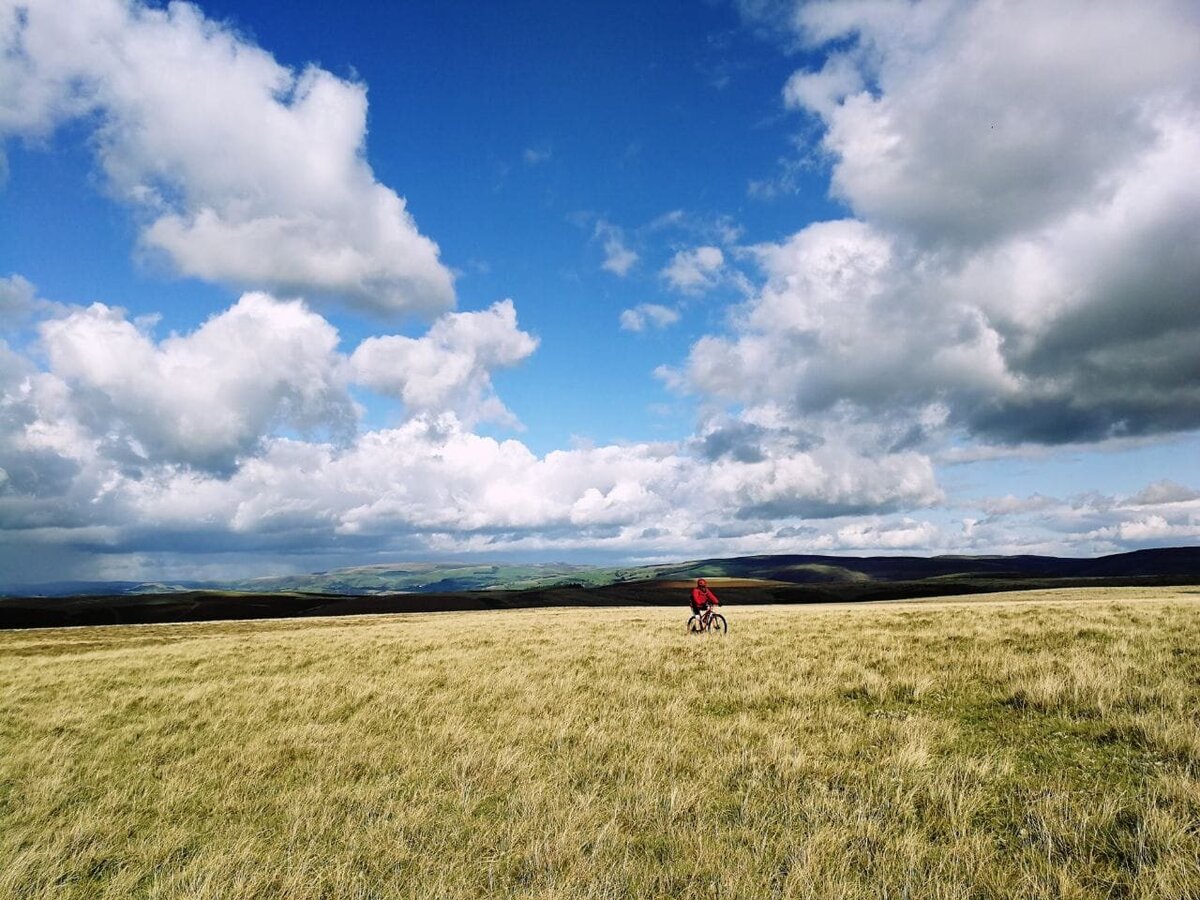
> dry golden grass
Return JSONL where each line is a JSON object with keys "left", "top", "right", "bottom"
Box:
{"left": 2, "top": 587, "right": 1199, "bottom": 898}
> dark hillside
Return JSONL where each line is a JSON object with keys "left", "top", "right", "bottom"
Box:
{"left": 654, "top": 548, "right": 1200, "bottom": 583}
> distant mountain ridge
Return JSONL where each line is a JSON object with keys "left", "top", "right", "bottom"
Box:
{"left": 4, "top": 547, "right": 1199, "bottom": 598}
{"left": 3, "top": 547, "right": 1199, "bottom": 630}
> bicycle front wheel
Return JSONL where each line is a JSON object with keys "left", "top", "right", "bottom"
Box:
{"left": 708, "top": 613, "right": 727, "bottom": 634}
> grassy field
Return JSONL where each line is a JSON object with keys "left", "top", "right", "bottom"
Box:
{"left": 2, "top": 588, "right": 1199, "bottom": 898}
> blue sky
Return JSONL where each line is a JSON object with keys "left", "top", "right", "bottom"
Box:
{"left": 1, "top": 0, "right": 1198, "bottom": 583}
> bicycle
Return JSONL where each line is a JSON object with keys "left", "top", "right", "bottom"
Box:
{"left": 687, "top": 605, "right": 727, "bottom": 635}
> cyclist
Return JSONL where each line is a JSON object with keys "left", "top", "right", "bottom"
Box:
{"left": 690, "top": 577, "right": 719, "bottom": 623}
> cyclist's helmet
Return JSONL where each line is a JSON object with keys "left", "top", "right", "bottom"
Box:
{"left": 697, "top": 578, "right": 707, "bottom": 587}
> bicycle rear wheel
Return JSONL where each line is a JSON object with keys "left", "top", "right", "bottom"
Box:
{"left": 686, "top": 615, "right": 702, "bottom": 634}
{"left": 708, "top": 613, "right": 727, "bottom": 634}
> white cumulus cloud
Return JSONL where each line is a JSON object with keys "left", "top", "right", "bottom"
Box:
{"left": 0, "top": 0, "right": 454, "bottom": 315}
{"left": 115, "top": 414, "right": 940, "bottom": 547}
{"left": 680, "top": 0, "right": 1200, "bottom": 446}
{"left": 349, "top": 300, "right": 538, "bottom": 428}
{"left": 952, "top": 479, "right": 1200, "bottom": 555}
{"left": 595, "top": 221, "right": 638, "bottom": 276}
{"left": 662, "top": 246, "right": 725, "bottom": 295}
{"left": 2, "top": 278, "right": 950, "bottom": 576}
{"left": 790, "top": 0, "right": 1200, "bottom": 250}
{"left": 619, "top": 304, "right": 681, "bottom": 332}
{"left": 0, "top": 274, "right": 36, "bottom": 318}
{"left": 38, "top": 293, "right": 355, "bottom": 472}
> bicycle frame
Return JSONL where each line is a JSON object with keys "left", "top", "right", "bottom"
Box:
{"left": 689, "top": 605, "right": 726, "bottom": 634}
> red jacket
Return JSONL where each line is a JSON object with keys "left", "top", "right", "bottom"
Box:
{"left": 691, "top": 586, "right": 719, "bottom": 607}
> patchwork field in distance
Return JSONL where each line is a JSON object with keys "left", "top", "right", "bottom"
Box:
{"left": 2, "top": 588, "right": 1199, "bottom": 898}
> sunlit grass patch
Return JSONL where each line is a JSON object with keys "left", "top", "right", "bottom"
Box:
{"left": 1, "top": 588, "right": 1198, "bottom": 898}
